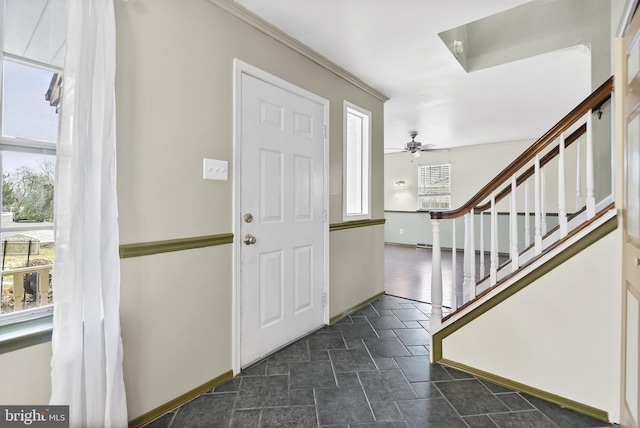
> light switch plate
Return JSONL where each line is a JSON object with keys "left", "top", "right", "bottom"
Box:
{"left": 203, "top": 158, "right": 228, "bottom": 181}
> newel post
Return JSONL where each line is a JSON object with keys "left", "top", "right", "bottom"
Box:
{"left": 430, "top": 218, "right": 443, "bottom": 331}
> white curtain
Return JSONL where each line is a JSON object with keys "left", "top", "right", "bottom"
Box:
{"left": 50, "top": 0, "right": 127, "bottom": 427}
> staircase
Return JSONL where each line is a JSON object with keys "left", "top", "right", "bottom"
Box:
{"left": 427, "top": 76, "right": 615, "bottom": 347}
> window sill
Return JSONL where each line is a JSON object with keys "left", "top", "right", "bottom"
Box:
{"left": 0, "top": 315, "right": 53, "bottom": 355}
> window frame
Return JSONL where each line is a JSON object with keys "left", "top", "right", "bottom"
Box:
{"left": 417, "top": 162, "right": 451, "bottom": 211}
{"left": 343, "top": 101, "right": 371, "bottom": 221}
{"left": 0, "top": 45, "right": 59, "bottom": 329}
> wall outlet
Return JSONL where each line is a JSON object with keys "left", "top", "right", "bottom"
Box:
{"left": 399, "top": 229, "right": 404, "bottom": 235}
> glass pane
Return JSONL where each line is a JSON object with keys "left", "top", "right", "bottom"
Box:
{"left": 4, "top": 0, "right": 68, "bottom": 68}
{"left": 2, "top": 59, "right": 60, "bottom": 142}
{"left": 418, "top": 164, "right": 451, "bottom": 195}
{"left": 628, "top": 114, "right": 640, "bottom": 239}
{"left": 0, "top": 152, "right": 55, "bottom": 315}
{"left": 419, "top": 195, "right": 451, "bottom": 210}
{"left": 3, "top": 152, "right": 55, "bottom": 223}
{"left": 0, "top": 229, "right": 54, "bottom": 314}
{"left": 346, "top": 111, "right": 363, "bottom": 215}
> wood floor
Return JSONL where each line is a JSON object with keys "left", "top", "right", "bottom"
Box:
{"left": 384, "top": 243, "right": 505, "bottom": 307}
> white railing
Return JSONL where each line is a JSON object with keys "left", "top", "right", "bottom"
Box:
{"left": 1, "top": 264, "right": 53, "bottom": 313}
{"left": 429, "top": 77, "right": 614, "bottom": 333}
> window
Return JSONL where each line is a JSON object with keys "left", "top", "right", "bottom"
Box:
{"left": 418, "top": 163, "right": 451, "bottom": 210}
{"left": 343, "top": 102, "right": 371, "bottom": 220}
{"left": 0, "top": 0, "right": 62, "bottom": 325}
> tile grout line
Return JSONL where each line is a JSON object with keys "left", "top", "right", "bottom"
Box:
{"left": 516, "top": 393, "right": 563, "bottom": 428}
{"left": 355, "top": 315, "right": 379, "bottom": 423}
{"left": 148, "top": 295, "right": 614, "bottom": 427}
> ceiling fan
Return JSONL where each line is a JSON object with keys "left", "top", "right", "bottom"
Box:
{"left": 384, "top": 131, "right": 449, "bottom": 155}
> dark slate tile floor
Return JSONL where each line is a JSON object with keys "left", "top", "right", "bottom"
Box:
{"left": 143, "top": 295, "right": 615, "bottom": 428}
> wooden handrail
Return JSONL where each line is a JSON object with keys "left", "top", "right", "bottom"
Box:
{"left": 475, "top": 123, "right": 587, "bottom": 213}
{"left": 430, "top": 76, "right": 614, "bottom": 220}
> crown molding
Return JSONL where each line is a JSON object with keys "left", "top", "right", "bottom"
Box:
{"left": 208, "top": 0, "right": 389, "bottom": 103}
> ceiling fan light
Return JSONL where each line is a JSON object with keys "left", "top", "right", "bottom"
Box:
{"left": 412, "top": 151, "right": 421, "bottom": 158}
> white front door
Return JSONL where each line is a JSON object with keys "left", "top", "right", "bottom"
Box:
{"left": 238, "top": 71, "right": 326, "bottom": 367}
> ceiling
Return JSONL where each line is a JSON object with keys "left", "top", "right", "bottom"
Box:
{"left": 3, "top": 0, "right": 595, "bottom": 153}
{"left": 235, "top": 0, "right": 593, "bottom": 152}
{"left": 4, "top": 0, "right": 67, "bottom": 68}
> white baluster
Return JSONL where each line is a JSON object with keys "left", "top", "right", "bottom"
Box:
{"left": 524, "top": 180, "right": 530, "bottom": 247}
{"left": 463, "top": 212, "right": 472, "bottom": 302}
{"left": 558, "top": 134, "right": 568, "bottom": 237}
{"left": 451, "top": 219, "right": 457, "bottom": 311}
{"left": 479, "top": 211, "right": 485, "bottom": 278}
{"left": 576, "top": 136, "right": 583, "bottom": 211}
{"left": 534, "top": 155, "right": 542, "bottom": 255}
{"left": 430, "top": 219, "right": 443, "bottom": 332}
{"left": 541, "top": 169, "right": 547, "bottom": 235}
{"left": 469, "top": 208, "right": 476, "bottom": 299}
{"left": 490, "top": 192, "right": 497, "bottom": 286}
{"left": 586, "top": 112, "right": 596, "bottom": 217}
{"left": 510, "top": 175, "right": 519, "bottom": 272}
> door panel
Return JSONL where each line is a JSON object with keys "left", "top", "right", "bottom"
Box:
{"left": 260, "top": 150, "right": 284, "bottom": 222}
{"left": 240, "top": 72, "right": 325, "bottom": 366}
{"left": 294, "top": 156, "right": 313, "bottom": 219}
{"left": 259, "top": 250, "right": 284, "bottom": 327}
{"left": 294, "top": 245, "right": 313, "bottom": 313}
{"left": 627, "top": 288, "right": 639, "bottom": 424}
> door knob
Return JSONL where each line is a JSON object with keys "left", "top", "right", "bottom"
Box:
{"left": 244, "top": 234, "right": 257, "bottom": 245}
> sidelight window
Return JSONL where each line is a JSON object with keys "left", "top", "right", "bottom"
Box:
{"left": 343, "top": 102, "right": 371, "bottom": 221}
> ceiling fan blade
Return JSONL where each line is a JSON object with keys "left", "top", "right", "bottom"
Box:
{"left": 420, "top": 147, "right": 451, "bottom": 152}
{"left": 384, "top": 147, "right": 407, "bottom": 153}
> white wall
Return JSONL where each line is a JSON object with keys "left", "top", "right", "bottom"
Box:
{"left": 441, "top": 226, "right": 622, "bottom": 422}
{"left": 114, "top": 0, "right": 385, "bottom": 419}
{"left": 330, "top": 225, "right": 385, "bottom": 317}
{"left": 0, "top": 343, "right": 51, "bottom": 405}
{"left": 385, "top": 140, "right": 530, "bottom": 212}
{"left": 384, "top": 137, "right": 591, "bottom": 247}
{"left": 386, "top": 128, "right": 611, "bottom": 215}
